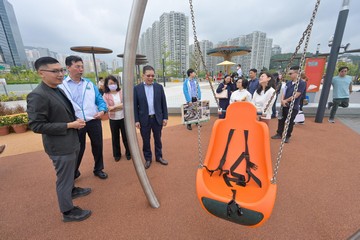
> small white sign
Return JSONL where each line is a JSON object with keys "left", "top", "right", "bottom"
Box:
{"left": 0, "top": 78, "right": 6, "bottom": 85}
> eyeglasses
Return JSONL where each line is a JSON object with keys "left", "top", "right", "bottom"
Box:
{"left": 40, "top": 69, "right": 66, "bottom": 74}
{"left": 288, "top": 72, "right": 295, "bottom": 75}
{"left": 145, "top": 74, "right": 155, "bottom": 78}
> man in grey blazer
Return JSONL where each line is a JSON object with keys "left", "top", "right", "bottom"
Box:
{"left": 134, "top": 65, "right": 169, "bottom": 169}
{"left": 27, "top": 57, "right": 91, "bottom": 222}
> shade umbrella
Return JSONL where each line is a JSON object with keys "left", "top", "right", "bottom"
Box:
{"left": 70, "top": 46, "right": 113, "bottom": 83}
{"left": 217, "top": 60, "right": 236, "bottom": 66}
{"left": 217, "top": 60, "right": 236, "bottom": 74}
{"left": 117, "top": 53, "right": 148, "bottom": 84}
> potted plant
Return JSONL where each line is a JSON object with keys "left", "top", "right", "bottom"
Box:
{"left": 0, "top": 115, "right": 11, "bottom": 136}
{"left": 10, "top": 113, "right": 29, "bottom": 133}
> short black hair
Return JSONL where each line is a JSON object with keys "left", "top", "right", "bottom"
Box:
{"left": 143, "top": 65, "right": 155, "bottom": 74}
{"left": 65, "top": 55, "right": 83, "bottom": 67}
{"left": 187, "top": 68, "right": 195, "bottom": 77}
{"left": 104, "top": 75, "right": 120, "bottom": 93}
{"left": 34, "top": 57, "right": 59, "bottom": 71}
{"left": 338, "top": 66, "right": 349, "bottom": 72}
{"left": 249, "top": 68, "right": 257, "bottom": 73}
{"left": 290, "top": 66, "right": 300, "bottom": 71}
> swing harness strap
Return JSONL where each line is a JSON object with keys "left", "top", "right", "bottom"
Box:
{"left": 227, "top": 189, "right": 243, "bottom": 217}
{"left": 204, "top": 129, "right": 262, "bottom": 188}
{"left": 204, "top": 129, "right": 235, "bottom": 176}
{"left": 223, "top": 130, "right": 262, "bottom": 188}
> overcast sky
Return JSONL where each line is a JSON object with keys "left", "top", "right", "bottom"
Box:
{"left": 10, "top": 0, "right": 360, "bottom": 64}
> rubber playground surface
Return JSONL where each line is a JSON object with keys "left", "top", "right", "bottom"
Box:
{"left": 0, "top": 116, "right": 359, "bottom": 239}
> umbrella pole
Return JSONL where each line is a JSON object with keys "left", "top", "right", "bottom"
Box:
{"left": 92, "top": 52, "right": 99, "bottom": 83}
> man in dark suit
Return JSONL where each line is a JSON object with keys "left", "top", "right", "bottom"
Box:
{"left": 134, "top": 65, "right": 169, "bottom": 169}
{"left": 27, "top": 57, "right": 91, "bottom": 222}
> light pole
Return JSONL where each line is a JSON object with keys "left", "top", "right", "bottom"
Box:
{"left": 162, "top": 56, "right": 166, "bottom": 87}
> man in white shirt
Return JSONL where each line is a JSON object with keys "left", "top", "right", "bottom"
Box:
{"left": 237, "top": 64, "right": 243, "bottom": 77}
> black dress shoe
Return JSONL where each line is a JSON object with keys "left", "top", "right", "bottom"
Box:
{"left": 72, "top": 187, "right": 91, "bottom": 199}
{"left": 74, "top": 170, "right": 81, "bottom": 180}
{"left": 144, "top": 161, "right": 152, "bottom": 169}
{"left": 126, "top": 155, "right": 131, "bottom": 160}
{"left": 114, "top": 156, "right": 121, "bottom": 162}
{"left": 156, "top": 158, "right": 168, "bottom": 165}
{"left": 94, "top": 170, "right": 108, "bottom": 179}
{"left": 63, "top": 206, "right": 92, "bottom": 222}
{"left": 187, "top": 124, "right": 192, "bottom": 130}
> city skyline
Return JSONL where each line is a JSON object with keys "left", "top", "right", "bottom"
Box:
{"left": 9, "top": 0, "right": 360, "bottom": 66}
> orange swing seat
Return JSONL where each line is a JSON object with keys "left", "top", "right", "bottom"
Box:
{"left": 196, "top": 102, "right": 277, "bottom": 227}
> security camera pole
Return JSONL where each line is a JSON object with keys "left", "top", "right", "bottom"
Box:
{"left": 315, "top": 0, "right": 350, "bottom": 123}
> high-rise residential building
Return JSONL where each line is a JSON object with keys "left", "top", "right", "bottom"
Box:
{"left": 0, "top": 0, "right": 27, "bottom": 67}
{"left": 272, "top": 45, "right": 282, "bottom": 56}
{"left": 189, "top": 40, "right": 216, "bottom": 74}
{"left": 229, "top": 31, "right": 273, "bottom": 75}
{"left": 139, "top": 11, "right": 189, "bottom": 77}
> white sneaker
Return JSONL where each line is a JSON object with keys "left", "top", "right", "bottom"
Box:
{"left": 328, "top": 119, "right": 335, "bottom": 123}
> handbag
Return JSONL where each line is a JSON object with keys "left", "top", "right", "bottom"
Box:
{"left": 215, "top": 90, "right": 228, "bottom": 99}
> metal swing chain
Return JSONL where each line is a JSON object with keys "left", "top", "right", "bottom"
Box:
{"left": 189, "top": 0, "right": 220, "bottom": 110}
{"left": 271, "top": 0, "right": 321, "bottom": 184}
{"left": 189, "top": 0, "right": 221, "bottom": 168}
{"left": 264, "top": 0, "right": 321, "bottom": 115}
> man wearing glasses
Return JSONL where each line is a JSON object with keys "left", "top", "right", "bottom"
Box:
{"left": 134, "top": 65, "right": 169, "bottom": 169}
{"left": 327, "top": 66, "right": 353, "bottom": 123}
{"left": 59, "top": 56, "right": 108, "bottom": 180}
{"left": 27, "top": 57, "right": 91, "bottom": 222}
{"left": 271, "top": 66, "right": 306, "bottom": 143}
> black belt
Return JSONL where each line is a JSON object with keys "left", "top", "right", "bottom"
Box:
{"left": 149, "top": 114, "right": 155, "bottom": 118}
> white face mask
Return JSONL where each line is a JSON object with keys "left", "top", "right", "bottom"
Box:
{"left": 108, "top": 85, "right": 117, "bottom": 91}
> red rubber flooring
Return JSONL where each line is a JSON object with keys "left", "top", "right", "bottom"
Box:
{"left": 0, "top": 117, "right": 359, "bottom": 239}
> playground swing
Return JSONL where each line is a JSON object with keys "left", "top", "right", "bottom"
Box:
{"left": 189, "top": 0, "right": 321, "bottom": 227}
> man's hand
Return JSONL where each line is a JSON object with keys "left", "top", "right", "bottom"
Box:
{"left": 281, "top": 99, "right": 289, "bottom": 107}
{"left": 135, "top": 122, "right": 141, "bottom": 129}
{"left": 94, "top": 111, "right": 105, "bottom": 119}
{"left": 163, "top": 119, "right": 168, "bottom": 127}
{"left": 68, "top": 119, "right": 86, "bottom": 129}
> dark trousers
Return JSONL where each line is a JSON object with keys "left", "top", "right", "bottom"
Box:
{"left": 218, "top": 98, "right": 230, "bottom": 119}
{"left": 49, "top": 146, "right": 79, "bottom": 213}
{"left": 140, "top": 117, "right": 163, "bottom": 161}
{"left": 109, "top": 118, "right": 130, "bottom": 158}
{"left": 187, "top": 97, "right": 198, "bottom": 127}
{"left": 276, "top": 107, "right": 299, "bottom": 138}
{"left": 77, "top": 119, "right": 104, "bottom": 174}
{"left": 329, "top": 98, "right": 349, "bottom": 120}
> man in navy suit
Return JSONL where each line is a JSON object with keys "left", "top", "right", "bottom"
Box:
{"left": 134, "top": 65, "right": 169, "bottom": 169}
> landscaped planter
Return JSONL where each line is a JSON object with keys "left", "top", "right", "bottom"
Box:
{"left": 0, "top": 125, "right": 10, "bottom": 136}
{"left": 11, "top": 123, "right": 28, "bottom": 133}
{"left": 0, "top": 113, "right": 28, "bottom": 135}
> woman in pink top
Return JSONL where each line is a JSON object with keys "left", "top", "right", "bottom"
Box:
{"left": 103, "top": 75, "right": 131, "bottom": 161}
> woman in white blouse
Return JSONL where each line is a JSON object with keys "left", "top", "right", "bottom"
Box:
{"left": 103, "top": 75, "right": 131, "bottom": 161}
{"left": 230, "top": 78, "right": 252, "bottom": 103}
{"left": 252, "top": 72, "right": 276, "bottom": 126}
